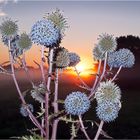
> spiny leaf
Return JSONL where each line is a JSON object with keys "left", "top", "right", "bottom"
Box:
{"left": 49, "top": 110, "right": 65, "bottom": 120}
{"left": 60, "top": 116, "right": 79, "bottom": 123}
{"left": 70, "top": 123, "right": 77, "bottom": 138}
{"left": 22, "top": 89, "right": 30, "bottom": 97}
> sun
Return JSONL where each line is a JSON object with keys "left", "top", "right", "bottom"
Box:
{"left": 75, "top": 63, "right": 90, "bottom": 76}
{"left": 76, "top": 64, "right": 85, "bottom": 73}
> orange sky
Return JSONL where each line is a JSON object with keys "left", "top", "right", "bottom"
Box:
{"left": 0, "top": 37, "right": 95, "bottom": 70}
{"left": 1, "top": 1, "right": 140, "bottom": 71}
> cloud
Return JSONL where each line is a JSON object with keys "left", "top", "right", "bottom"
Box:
{"left": 0, "top": 0, "right": 18, "bottom": 17}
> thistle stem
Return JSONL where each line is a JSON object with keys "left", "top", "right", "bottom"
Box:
{"left": 40, "top": 46, "right": 46, "bottom": 137}
{"left": 94, "top": 121, "right": 104, "bottom": 140}
{"left": 51, "top": 68, "right": 59, "bottom": 140}
{"left": 45, "top": 48, "right": 54, "bottom": 140}
{"left": 98, "top": 52, "right": 108, "bottom": 83}
{"left": 111, "top": 65, "right": 122, "bottom": 82}
{"left": 88, "top": 60, "right": 102, "bottom": 99}
{"left": 74, "top": 66, "right": 91, "bottom": 90}
{"left": 89, "top": 52, "right": 107, "bottom": 99}
{"left": 22, "top": 50, "right": 34, "bottom": 87}
{"left": 8, "top": 40, "right": 46, "bottom": 136}
{"left": 79, "top": 115, "right": 90, "bottom": 140}
{"left": 92, "top": 60, "right": 102, "bottom": 89}
{"left": 41, "top": 46, "right": 46, "bottom": 84}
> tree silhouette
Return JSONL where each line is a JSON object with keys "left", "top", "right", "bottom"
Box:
{"left": 116, "top": 35, "right": 140, "bottom": 64}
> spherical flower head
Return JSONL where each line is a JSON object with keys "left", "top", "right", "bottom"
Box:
{"left": 95, "top": 81, "right": 121, "bottom": 104}
{"left": 98, "top": 33, "right": 117, "bottom": 53}
{"left": 18, "top": 33, "right": 32, "bottom": 50}
{"left": 108, "top": 48, "right": 135, "bottom": 68}
{"left": 2, "top": 35, "right": 23, "bottom": 58}
{"left": 64, "top": 91, "right": 90, "bottom": 115}
{"left": 96, "top": 101, "right": 119, "bottom": 122}
{"left": 44, "top": 8, "right": 68, "bottom": 37}
{"left": 93, "top": 44, "right": 105, "bottom": 61}
{"left": 20, "top": 104, "right": 34, "bottom": 117}
{"left": 31, "top": 83, "right": 45, "bottom": 103}
{"left": 55, "top": 48, "right": 70, "bottom": 68}
{"left": 68, "top": 52, "right": 80, "bottom": 67}
{"left": 0, "top": 18, "right": 18, "bottom": 38}
{"left": 30, "top": 19, "right": 60, "bottom": 47}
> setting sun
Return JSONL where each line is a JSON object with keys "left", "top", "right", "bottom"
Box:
{"left": 76, "top": 64, "right": 85, "bottom": 73}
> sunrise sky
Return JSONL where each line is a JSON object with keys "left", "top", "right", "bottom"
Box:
{"left": 0, "top": 1, "right": 140, "bottom": 70}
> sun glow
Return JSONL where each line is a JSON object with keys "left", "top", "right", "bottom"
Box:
{"left": 76, "top": 64, "right": 85, "bottom": 73}
{"left": 75, "top": 63, "right": 92, "bottom": 76}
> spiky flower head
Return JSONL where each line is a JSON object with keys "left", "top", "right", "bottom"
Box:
{"left": 96, "top": 101, "right": 120, "bottom": 122}
{"left": 64, "top": 91, "right": 90, "bottom": 115}
{"left": 55, "top": 47, "right": 70, "bottom": 68}
{"left": 95, "top": 81, "right": 121, "bottom": 104}
{"left": 93, "top": 44, "right": 105, "bottom": 61}
{"left": 0, "top": 18, "right": 18, "bottom": 38}
{"left": 30, "top": 19, "right": 60, "bottom": 47}
{"left": 108, "top": 48, "right": 135, "bottom": 68}
{"left": 18, "top": 33, "right": 32, "bottom": 50}
{"left": 68, "top": 52, "right": 80, "bottom": 67}
{"left": 98, "top": 33, "right": 117, "bottom": 53}
{"left": 2, "top": 35, "right": 23, "bottom": 58}
{"left": 20, "top": 104, "right": 34, "bottom": 117}
{"left": 44, "top": 8, "right": 68, "bottom": 36}
{"left": 31, "top": 83, "right": 46, "bottom": 103}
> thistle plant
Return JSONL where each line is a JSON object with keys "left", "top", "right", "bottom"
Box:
{"left": 68, "top": 52, "right": 81, "bottom": 67}
{"left": 0, "top": 9, "right": 136, "bottom": 140}
{"left": 0, "top": 18, "right": 18, "bottom": 39}
{"left": 64, "top": 91, "right": 90, "bottom": 115}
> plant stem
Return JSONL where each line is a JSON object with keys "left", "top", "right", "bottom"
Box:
{"left": 45, "top": 48, "right": 54, "bottom": 140}
{"left": 8, "top": 40, "right": 46, "bottom": 136}
{"left": 98, "top": 52, "right": 108, "bottom": 83}
{"left": 40, "top": 46, "right": 46, "bottom": 137}
{"left": 51, "top": 68, "right": 59, "bottom": 140}
{"left": 74, "top": 66, "right": 91, "bottom": 91}
{"left": 111, "top": 65, "right": 122, "bottom": 82}
{"left": 22, "top": 50, "right": 34, "bottom": 87}
{"left": 79, "top": 115, "right": 90, "bottom": 140}
{"left": 89, "top": 52, "right": 107, "bottom": 99}
{"left": 94, "top": 121, "right": 104, "bottom": 140}
{"left": 41, "top": 46, "right": 46, "bottom": 84}
{"left": 88, "top": 60, "right": 102, "bottom": 99}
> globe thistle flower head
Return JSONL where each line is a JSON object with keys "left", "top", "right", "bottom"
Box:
{"left": 95, "top": 80, "right": 121, "bottom": 104}
{"left": 30, "top": 19, "right": 60, "bottom": 47}
{"left": 20, "top": 104, "right": 34, "bottom": 117}
{"left": 96, "top": 101, "right": 119, "bottom": 122}
{"left": 68, "top": 52, "right": 80, "bottom": 67}
{"left": 98, "top": 33, "right": 117, "bottom": 53}
{"left": 108, "top": 48, "right": 135, "bottom": 68}
{"left": 31, "top": 83, "right": 46, "bottom": 103}
{"left": 64, "top": 91, "right": 90, "bottom": 115}
{"left": 2, "top": 35, "right": 23, "bottom": 58}
{"left": 44, "top": 8, "right": 68, "bottom": 37}
{"left": 55, "top": 47, "right": 70, "bottom": 68}
{"left": 0, "top": 18, "right": 18, "bottom": 38}
{"left": 18, "top": 33, "right": 32, "bottom": 50}
{"left": 93, "top": 44, "right": 105, "bottom": 61}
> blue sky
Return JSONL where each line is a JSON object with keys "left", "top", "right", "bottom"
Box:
{"left": 0, "top": 1, "right": 140, "bottom": 68}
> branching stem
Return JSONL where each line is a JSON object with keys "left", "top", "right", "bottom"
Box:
{"left": 94, "top": 121, "right": 104, "bottom": 140}
{"left": 79, "top": 115, "right": 90, "bottom": 140}
{"left": 8, "top": 40, "right": 46, "bottom": 136}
